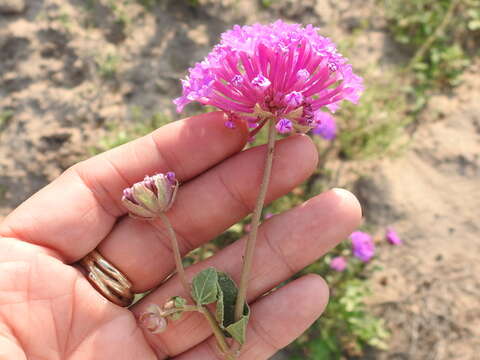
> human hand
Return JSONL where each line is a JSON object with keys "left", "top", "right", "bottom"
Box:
{"left": 0, "top": 112, "right": 361, "bottom": 359}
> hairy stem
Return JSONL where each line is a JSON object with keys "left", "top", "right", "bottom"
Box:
{"left": 198, "top": 306, "right": 235, "bottom": 359}
{"left": 156, "top": 213, "right": 190, "bottom": 295}
{"left": 234, "top": 118, "right": 277, "bottom": 321}
{"left": 159, "top": 305, "right": 199, "bottom": 317}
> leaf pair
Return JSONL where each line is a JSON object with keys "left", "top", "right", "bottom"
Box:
{"left": 191, "top": 268, "right": 250, "bottom": 345}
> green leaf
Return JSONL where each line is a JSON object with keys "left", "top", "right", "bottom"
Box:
{"left": 173, "top": 296, "right": 187, "bottom": 308}
{"left": 308, "top": 339, "right": 336, "bottom": 359}
{"left": 167, "top": 296, "right": 188, "bottom": 321}
{"left": 191, "top": 268, "right": 219, "bottom": 305}
{"left": 225, "top": 305, "right": 250, "bottom": 345}
{"left": 214, "top": 271, "right": 250, "bottom": 343}
{"left": 215, "top": 272, "right": 239, "bottom": 328}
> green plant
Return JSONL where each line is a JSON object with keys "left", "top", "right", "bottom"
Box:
{"left": 384, "top": 0, "right": 479, "bottom": 90}
{"left": 51, "top": 11, "right": 74, "bottom": 32}
{"left": 135, "top": 0, "right": 158, "bottom": 9}
{"left": 82, "top": 0, "right": 132, "bottom": 28}
{"left": 260, "top": 0, "right": 276, "bottom": 8}
{"left": 96, "top": 51, "right": 121, "bottom": 80}
{"left": 106, "top": 0, "right": 131, "bottom": 26}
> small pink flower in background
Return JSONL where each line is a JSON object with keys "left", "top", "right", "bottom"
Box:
{"left": 330, "top": 256, "right": 347, "bottom": 271}
{"left": 264, "top": 212, "right": 274, "bottom": 219}
{"left": 311, "top": 112, "right": 337, "bottom": 140}
{"left": 174, "top": 21, "right": 363, "bottom": 136}
{"left": 350, "top": 231, "right": 375, "bottom": 262}
{"left": 386, "top": 227, "right": 402, "bottom": 245}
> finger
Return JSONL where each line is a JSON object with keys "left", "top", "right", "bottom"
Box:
{"left": 175, "top": 274, "right": 329, "bottom": 360}
{"left": 98, "top": 134, "right": 318, "bottom": 292}
{"left": 131, "top": 189, "right": 361, "bottom": 358}
{"left": 0, "top": 112, "right": 248, "bottom": 261}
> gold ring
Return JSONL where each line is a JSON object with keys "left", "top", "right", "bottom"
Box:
{"left": 79, "top": 250, "right": 134, "bottom": 307}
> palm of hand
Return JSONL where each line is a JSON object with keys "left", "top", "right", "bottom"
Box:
{"left": 0, "top": 237, "right": 154, "bottom": 359}
{"left": 0, "top": 113, "right": 360, "bottom": 359}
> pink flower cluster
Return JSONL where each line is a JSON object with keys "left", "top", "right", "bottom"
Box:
{"left": 329, "top": 227, "right": 402, "bottom": 272}
{"left": 174, "top": 21, "right": 363, "bottom": 136}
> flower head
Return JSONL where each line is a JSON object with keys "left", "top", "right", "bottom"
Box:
{"left": 350, "top": 231, "right": 375, "bottom": 262}
{"left": 174, "top": 21, "right": 363, "bottom": 135}
{"left": 330, "top": 256, "right": 347, "bottom": 272}
{"left": 386, "top": 227, "right": 402, "bottom": 245}
{"left": 121, "top": 172, "right": 178, "bottom": 219}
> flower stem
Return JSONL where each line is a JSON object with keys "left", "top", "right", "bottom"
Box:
{"left": 234, "top": 118, "right": 277, "bottom": 322}
{"left": 154, "top": 216, "right": 234, "bottom": 358}
{"left": 156, "top": 213, "right": 190, "bottom": 296}
{"left": 159, "top": 305, "right": 199, "bottom": 317}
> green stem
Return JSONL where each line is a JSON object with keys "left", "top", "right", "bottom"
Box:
{"left": 156, "top": 213, "right": 190, "bottom": 296}
{"left": 234, "top": 118, "right": 277, "bottom": 321}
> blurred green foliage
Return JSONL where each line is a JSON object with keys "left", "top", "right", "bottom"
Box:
{"left": 136, "top": 0, "right": 199, "bottom": 9}
{"left": 260, "top": 0, "right": 276, "bottom": 8}
{"left": 106, "top": 0, "right": 132, "bottom": 26}
{"left": 96, "top": 51, "right": 122, "bottom": 80}
{"left": 0, "top": 110, "right": 14, "bottom": 134}
{"left": 289, "top": 248, "right": 389, "bottom": 359}
{"left": 337, "top": 77, "right": 412, "bottom": 160}
{"left": 384, "top": 0, "right": 479, "bottom": 108}
{"left": 0, "top": 185, "right": 7, "bottom": 202}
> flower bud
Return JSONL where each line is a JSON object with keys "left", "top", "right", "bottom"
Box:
{"left": 163, "top": 299, "right": 176, "bottom": 311}
{"left": 162, "top": 296, "right": 188, "bottom": 321}
{"left": 139, "top": 304, "right": 167, "bottom": 334}
{"left": 121, "top": 172, "right": 178, "bottom": 219}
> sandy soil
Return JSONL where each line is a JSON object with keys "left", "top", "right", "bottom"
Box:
{"left": 1, "top": 1, "right": 478, "bottom": 359}
{"left": 359, "top": 64, "right": 480, "bottom": 360}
